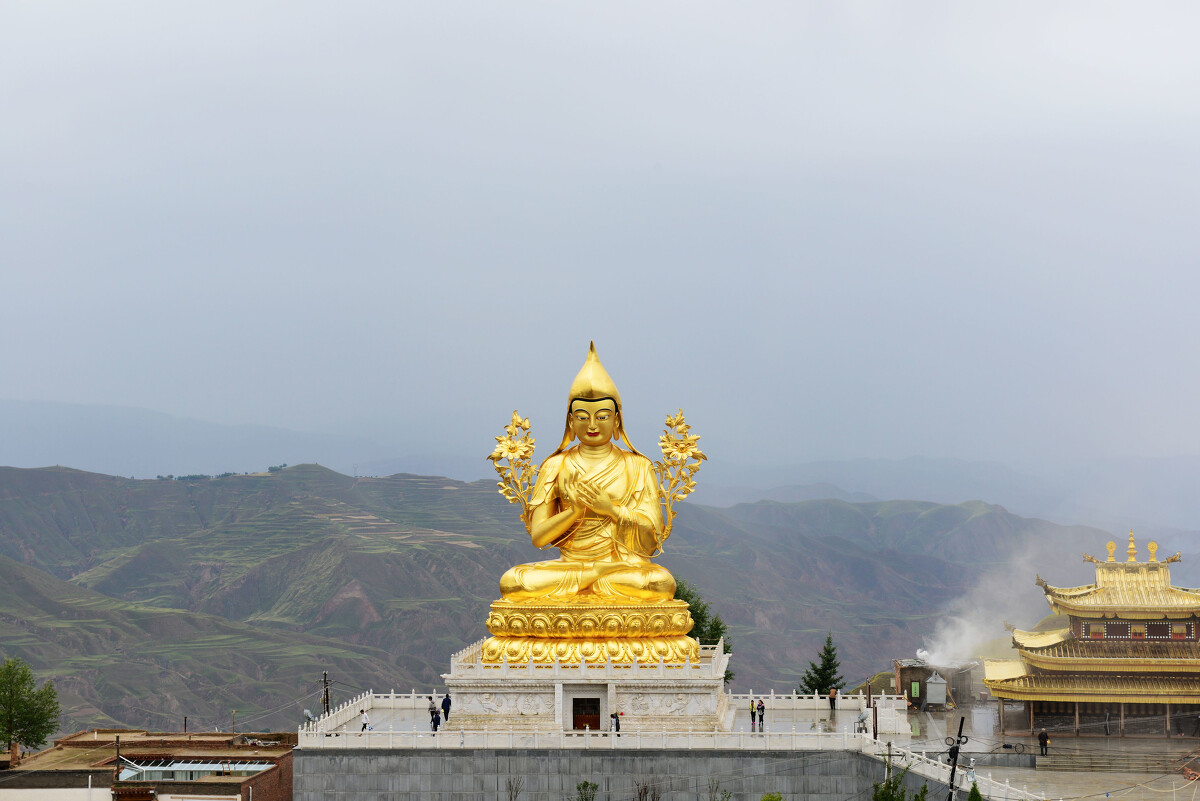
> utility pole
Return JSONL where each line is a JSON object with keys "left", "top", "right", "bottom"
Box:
{"left": 945, "top": 716, "right": 967, "bottom": 801}
{"left": 322, "top": 671, "right": 331, "bottom": 715}
{"left": 184, "top": 716, "right": 188, "bottom": 734}
{"left": 231, "top": 710, "right": 237, "bottom": 734}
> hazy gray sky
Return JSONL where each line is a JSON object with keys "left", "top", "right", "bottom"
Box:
{"left": 4, "top": 2, "right": 1200, "bottom": 476}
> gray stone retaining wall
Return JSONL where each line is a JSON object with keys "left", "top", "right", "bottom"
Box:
{"left": 294, "top": 748, "right": 947, "bottom": 801}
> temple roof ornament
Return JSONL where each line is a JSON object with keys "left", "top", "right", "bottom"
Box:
{"left": 1037, "top": 545, "right": 1200, "bottom": 617}
{"left": 1127, "top": 530, "right": 1138, "bottom": 562}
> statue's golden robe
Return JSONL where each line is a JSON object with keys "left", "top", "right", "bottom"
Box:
{"left": 499, "top": 447, "right": 674, "bottom": 602}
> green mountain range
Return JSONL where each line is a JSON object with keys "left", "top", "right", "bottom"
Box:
{"left": 0, "top": 463, "right": 1111, "bottom": 732}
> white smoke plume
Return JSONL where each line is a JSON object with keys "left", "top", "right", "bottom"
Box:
{"left": 917, "top": 544, "right": 1084, "bottom": 666}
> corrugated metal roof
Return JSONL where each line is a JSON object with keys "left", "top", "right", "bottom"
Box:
{"left": 117, "top": 759, "right": 274, "bottom": 782}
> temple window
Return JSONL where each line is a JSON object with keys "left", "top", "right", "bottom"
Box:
{"left": 1104, "top": 622, "right": 1131, "bottom": 639}
{"left": 1083, "top": 622, "right": 1102, "bottom": 639}
{"left": 1131, "top": 624, "right": 1146, "bottom": 639}
{"left": 1147, "top": 622, "right": 1171, "bottom": 638}
{"left": 1172, "top": 623, "right": 1191, "bottom": 640}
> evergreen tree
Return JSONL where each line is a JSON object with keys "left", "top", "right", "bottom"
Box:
{"left": 872, "top": 768, "right": 928, "bottom": 801}
{"left": 675, "top": 580, "right": 734, "bottom": 682}
{"left": 797, "top": 631, "right": 844, "bottom": 694}
{"left": 0, "top": 657, "right": 60, "bottom": 750}
{"left": 967, "top": 782, "right": 983, "bottom": 801}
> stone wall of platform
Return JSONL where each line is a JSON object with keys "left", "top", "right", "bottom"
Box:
{"left": 294, "top": 747, "right": 947, "bottom": 801}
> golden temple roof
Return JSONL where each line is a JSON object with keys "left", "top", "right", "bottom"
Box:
{"left": 1011, "top": 627, "right": 1072, "bottom": 649}
{"left": 983, "top": 658, "right": 1029, "bottom": 683}
{"left": 984, "top": 671, "right": 1200, "bottom": 704}
{"left": 1015, "top": 638, "right": 1200, "bottom": 674}
{"left": 1037, "top": 533, "right": 1200, "bottom": 618}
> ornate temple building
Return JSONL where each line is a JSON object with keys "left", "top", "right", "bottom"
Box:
{"left": 984, "top": 534, "right": 1200, "bottom": 737}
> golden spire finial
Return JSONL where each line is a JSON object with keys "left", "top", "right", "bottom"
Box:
{"left": 1106, "top": 541, "right": 1116, "bottom": 562}
{"left": 1127, "top": 530, "right": 1137, "bottom": 562}
{"left": 1148, "top": 541, "right": 1159, "bottom": 562}
{"left": 568, "top": 341, "right": 622, "bottom": 408}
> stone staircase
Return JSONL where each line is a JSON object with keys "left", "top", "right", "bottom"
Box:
{"left": 1036, "top": 752, "right": 1193, "bottom": 773}
{"left": 449, "top": 715, "right": 557, "bottom": 733}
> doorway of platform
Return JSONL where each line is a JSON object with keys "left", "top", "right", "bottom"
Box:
{"left": 572, "top": 697, "right": 601, "bottom": 731}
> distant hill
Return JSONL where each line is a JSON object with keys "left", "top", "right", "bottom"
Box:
{"left": 11, "top": 399, "right": 1200, "bottom": 530}
{"left": 697, "top": 455, "right": 1200, "bottom": 532}
{"left": 691, "top": 482, "right": 878, "bottom": 507}
{"left": 0, "top": 463, "right": 1122, "bottom": 732}
{"left": 0, "top": 399, "right": 392, "bottom": 479}
{"left": 696, "top": 457, "right": 1055, "bottom": 513}
{"left": 0, "top": 553, "right": 402, "bottom": 735}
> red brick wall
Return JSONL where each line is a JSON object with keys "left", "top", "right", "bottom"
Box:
{"left": 241, "top": 750, "right": 293, "bottom": 801}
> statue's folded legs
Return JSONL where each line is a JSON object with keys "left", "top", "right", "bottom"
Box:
{"left": 499, "top": 559, "right": 676, "bottom": 603}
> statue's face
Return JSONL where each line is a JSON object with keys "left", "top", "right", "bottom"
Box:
{"left": 569, "top": 399, "right": 618, "bottom": 445}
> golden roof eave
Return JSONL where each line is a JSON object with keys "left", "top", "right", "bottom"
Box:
{"left": 982, "top": 658, "right": 1029, "bottom": 683}
{"left": 1046, "top": 604, "right": 1200, "bottom": 619}
{"left": 984, "top": 673, "right": 1200, "bottom": 704}
{"left": 1015, "top": 638, "right": 1200, "bottom": 673}
{"left": 1011, "top": 627, "right": 1071, "bottom": 649}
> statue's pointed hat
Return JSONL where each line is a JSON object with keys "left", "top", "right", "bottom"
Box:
{"left": 550, "top": 342, "right": 642, "bottom": 457}
{"left": 568, "top": 341, "right": 622, "bottom": 408}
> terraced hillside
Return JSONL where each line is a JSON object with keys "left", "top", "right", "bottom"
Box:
{"left": 0, "top": 463, "right": 1110, "bottom": 731}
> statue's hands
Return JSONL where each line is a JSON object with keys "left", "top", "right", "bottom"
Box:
{"left": 572, "top": 477, "right": 617, "bottom": 520}
{"left": 557, "top": 503, "right": 585, "bottom": 523}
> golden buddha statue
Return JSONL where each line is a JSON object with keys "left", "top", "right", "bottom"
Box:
{"left": 482, "top": 343, "right": 703, "bottom": 664}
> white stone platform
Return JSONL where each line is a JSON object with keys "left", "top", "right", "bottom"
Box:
{"left": 296, "top": 704, "right": 1037, "bottom": 801}
{"left": 297, "top": 634, "right": 911, "bottom": 743}
{"left": 444, "top": 638, "right": 733, "bottom": 732}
